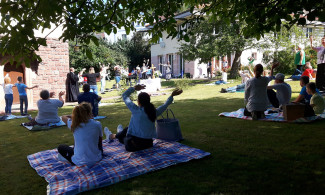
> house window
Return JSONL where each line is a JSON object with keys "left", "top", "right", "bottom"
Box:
{"left": 168, "top": 54, "right": 174, "bottom": 74}
{"left": 159, "top": 56, "right": 163, "bottom": 73}
{"left": 159, "top": 37, "right": 163, "bottom": 43}
{"left": 306, "top": 28, "right": 312, "bottom": 38}
{"left": 122, "top": 34, "right": 127, "bottom": 40}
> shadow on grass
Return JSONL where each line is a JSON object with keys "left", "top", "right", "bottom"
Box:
{"left": 1, "top": 95, "right": 325, "bottom": 194}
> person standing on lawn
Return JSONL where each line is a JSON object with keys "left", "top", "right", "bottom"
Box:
{"left": 79, "top": 67, "right": 100, "bottom": 95}
{"left": 15, "top": 76, "right": 38, "bottom": 116}
{"left": 310, "top": 36, "right": 325, "bottom": 92}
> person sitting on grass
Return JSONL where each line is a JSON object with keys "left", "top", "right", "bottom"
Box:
{"left": 105, "top": 84, "right": 183, "bottom": 152}
{"left": 292, "top": 76, "right": 319, "bottom": 104}
{"left": 215, "top": 67, "right": 228, "bottom": 85}
{"left": 291, "top": 62, "right": 314, "bottom": 81}
{"left": 244, "top": 62, "right": 279, "bottom": 120}
{"left": 78, "top": 84, "right": 102, "bottom": 117}
{"left": 25, "top": 90, "right": 65, "bottom": 126}
{"left": 267, "top": 73, "right": 292, "bottom": 109}
{"left": 35, "top": 90, "right": 65, "bottom": 124}
{"left": 58, "top": 102, "right": 103, "bottom": 166}
{"left": 306, "top": 82, "right": 325, "bottom": 114}
{"left": 221, "top": 66, "right": 254, "bottom": 93}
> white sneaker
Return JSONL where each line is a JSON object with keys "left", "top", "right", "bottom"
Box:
{"left": 104, "top": 127, "right": 112, "bottom": 140}
{"left": 117, "top": 124, "right": 123, "bottom": 133}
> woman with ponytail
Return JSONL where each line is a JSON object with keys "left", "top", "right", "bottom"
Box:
{"left": 110, "top": 84, "right": 182, "bottom": 152}
{"left": 244, "top": 62, "right": 279, "bottom": 120}
{"left": 58, "top": 102, "right": 103, "bottom": 166}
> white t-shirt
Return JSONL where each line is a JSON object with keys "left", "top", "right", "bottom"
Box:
{"left": 3, "top": 84, "right": 14, "bottom": 94}
{"left": 245, "top": 76, "right": 272, "bottom": 112}
{"left": 67, "top": 119, "right": 103, "bottom": 166}
{"left": 222, "top": 61, "right": 228, "bottom": 68}
{"left": 239, "top": 72, "right": 250, "bottom": 84}
{"left": 222, "top": 72, "right": 227, "bottom": 82}
{"left": 35, "top": 99, "right": 64, "bottom": 124}
{"left": 271, "top": 82, "right": 292, "bottom": 106}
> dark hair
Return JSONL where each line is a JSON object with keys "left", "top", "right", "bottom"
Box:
{"left": 83, "top": 83, "right": 90, "bottom": 92}
{"left": 18, "top": 76, "right": 23, "bottom": 82}
{"left": 254, "top": 64, "right": 263, "bottom": 78}
{"left": 40, "top": 90, "right": 50, "bottom": 100}
{"left": 306, "top": 82, "right": 316, "bottom": 92}
{"left": 138, "top": 92, "right": 156, "bottom": 122}
{"left": 300, "top": 76, "right": 309, "bottom": 85}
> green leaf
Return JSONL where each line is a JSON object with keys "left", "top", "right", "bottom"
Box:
{"left": 91, "top": 36, "right": 99, "bottom": 46}
{"left": 86, "top": 48, "right": 93, "bottom": 60}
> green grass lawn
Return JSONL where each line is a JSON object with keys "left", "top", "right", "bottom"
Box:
{"left": 1, "top": 79, "right": 325, "bottom": 194}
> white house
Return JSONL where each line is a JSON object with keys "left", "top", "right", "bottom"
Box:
{"left": 149, "top": 11, "right": 325, "bottom": 79}
{"left": 96, "top": 22, "right": 151, "bottom": 43}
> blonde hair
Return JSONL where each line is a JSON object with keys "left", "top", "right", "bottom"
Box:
{"left": 89, "top": 67, "right": 95, "bottom": 74}
{"left": 70, "top": 102, "right": 92, "bottom": 132}
{"left": 4, "top": 77, "right": 11, "bottom": 84}
{"left": 305, "top": 62, "right": 312, "bottom": 70}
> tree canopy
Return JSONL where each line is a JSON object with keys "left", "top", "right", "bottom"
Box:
{"left": 0, "top": 0, "right": 323, "bottom": 66}
{"left": 179, "top": 18, "right": 266, "bottom": 78}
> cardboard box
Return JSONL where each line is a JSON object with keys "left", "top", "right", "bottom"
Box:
{"left": 283, "top": 104, "right": 305, "bottom": 121}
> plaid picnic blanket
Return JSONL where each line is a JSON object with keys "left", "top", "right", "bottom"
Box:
{"left": 27, "top": 139, "right": 210, "bottom": 195}
{"left": 219, "top": 108, "right": 325, "bottom": 123}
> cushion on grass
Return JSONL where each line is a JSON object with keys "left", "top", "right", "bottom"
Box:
{"left": 21, "top": 116, "right": 106, "bottom": 131}
{"left": 93, "top": 116, "right": 107, "bottom": 120}
{"left": 21, "top": 120, "right": 66, "bottom": 131}
{"left": 0, "top": 115, "right": 27, "bottom": 121}
{"left": 219, "top": 108, "right": 325, "bottom": 123}
{"left": 27, "top": 139, "right": 210, "bottom": 195}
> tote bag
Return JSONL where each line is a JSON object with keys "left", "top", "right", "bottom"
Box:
{"left": 156, "top": 109, "right": 183, "bottom": 141}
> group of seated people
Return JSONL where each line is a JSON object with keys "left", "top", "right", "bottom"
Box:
{"left": 27, "top": 82, "right": 182, "bottom": 166}
{"left": 243, "top": 63, "right": 324, "bottom": 120}
{"left": 290, "top": 62, "right": 315, "bottom": 81}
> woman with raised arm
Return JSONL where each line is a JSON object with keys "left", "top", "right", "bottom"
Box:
{"left": 244, "top": 62, "right": 279, "bottom": 120}
{"left": 310, "top": 36, "right": 325, "bottom": 91}
{"left": 107, "top": 84, "right": 182, "bottom": 152}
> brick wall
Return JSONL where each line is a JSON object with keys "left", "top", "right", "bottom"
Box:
{"left": 30, "top": 38, "right": 69, "bottom": 107}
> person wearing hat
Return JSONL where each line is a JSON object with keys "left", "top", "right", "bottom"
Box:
{"left": 267, "top": 73, "right": 292, "bottom": 108}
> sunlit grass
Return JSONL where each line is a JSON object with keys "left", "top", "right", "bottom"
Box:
{"left": 1, "top": 78, "right": 325, "bottom": 194}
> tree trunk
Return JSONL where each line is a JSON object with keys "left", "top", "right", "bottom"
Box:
{"left": 229, "top": 50, "right": 242, "bottom": 79}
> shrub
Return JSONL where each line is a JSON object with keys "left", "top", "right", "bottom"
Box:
{"left": 174, "top": 78, "right": 192, "bottom": 90}
{"left": 263, "top": 49, "right": 295, "bottom": 74}
{"left": 115, "top": 88, "right": 138, "bottom": 102}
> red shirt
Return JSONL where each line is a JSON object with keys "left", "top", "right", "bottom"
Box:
{"left": 302, "top": 69, "right": 313, "bottom": 77}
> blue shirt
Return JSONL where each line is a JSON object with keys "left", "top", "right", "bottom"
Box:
{"left": 78, "top": 92, "right": 99, "bottom": 116}
{"left": 300, "top": 86, "right": 320, "bottom": 103}
{"left": 15, "top": 83, "right": 27, "bottom": 96}
{"left": 123, "top": 87, "right": 173, "bottom": 139}
{"left": 67, "top": 119, "right": 103, "bottom": 166}
{"left": 35, "top": 99, "right": 64, "bottom": 124}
